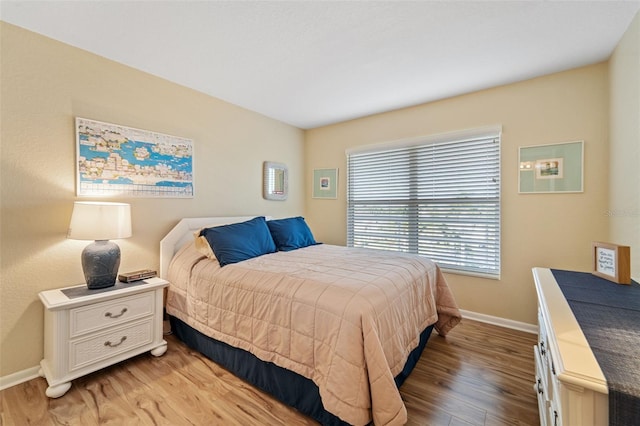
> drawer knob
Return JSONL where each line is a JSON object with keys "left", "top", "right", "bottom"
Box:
{"left": 104, "top": 336, "right": 127, "bottom": 348}
{"left": 537, "top": 379, "right": 544, "bottom": 395}
{"left": 105, "top": 308, "right": 128, "bottom": 319}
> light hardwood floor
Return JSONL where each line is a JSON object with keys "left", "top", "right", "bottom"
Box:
{"left": 0, "top": 319, "right": 539, "bottom": 425}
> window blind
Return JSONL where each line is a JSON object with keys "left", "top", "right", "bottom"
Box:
{"left": 347, "top": 131, "right": 501, "bottom": 277}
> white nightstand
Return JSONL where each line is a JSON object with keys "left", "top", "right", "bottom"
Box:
{"left": 38, "top": 277, "right": 169, "bottom": 398}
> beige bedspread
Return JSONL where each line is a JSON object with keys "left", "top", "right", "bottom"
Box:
{"left": 166, "top": 242, "right": 461, "bottom": 425}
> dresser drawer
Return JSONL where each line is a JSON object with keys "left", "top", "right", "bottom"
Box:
{"left": 548, "top": 398, "right": 562, "bottom": 426}
{"left": 69, "top": 319, "right": 154, "bottom": 371}
{"left": 534, "top": 345, "right": 548, "bottom": 399}
{"left": 537, "top": 310, "right": 550, "bottom": 368}
{"left": 69, "top": 292, "right": 155, "bottom": 338}
{"left": 548, "top": 356, "right": 561, "bottom": 418}
{"left": 534, "top": 345, "right": 550, "bottom": 426}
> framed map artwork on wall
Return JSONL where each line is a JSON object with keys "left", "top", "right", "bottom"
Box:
{"left": 76, "top": 117, "right": 194, "bottom": 198}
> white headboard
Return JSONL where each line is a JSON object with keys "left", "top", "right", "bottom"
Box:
{"left": 159, "top": 216, "right": 273, "bottom": 279}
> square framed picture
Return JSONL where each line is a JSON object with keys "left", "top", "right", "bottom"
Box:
{"left": 312, "top": 168, "right": 338, "bottom": 199}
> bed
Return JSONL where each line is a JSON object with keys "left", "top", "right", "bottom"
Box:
{"left": 160, "top": 216, "right": 461, "bottom": 425}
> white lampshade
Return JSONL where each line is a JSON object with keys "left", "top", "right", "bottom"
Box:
{"left": 68, "top": 201, "right": 132, "bottom": 241}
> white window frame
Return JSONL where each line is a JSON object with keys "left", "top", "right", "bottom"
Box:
{"left": 346, "top": 126, "right": 502, "bottom": 279}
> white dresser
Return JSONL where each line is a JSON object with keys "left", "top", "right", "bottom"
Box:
{"left": 532, "top": 267, "right": 608, "bottom": 426}
{"left": 38, "top": 278, "right": 169, "bottom": 398}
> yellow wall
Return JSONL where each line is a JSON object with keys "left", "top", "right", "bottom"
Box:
{"left": 305, "top": 64, "right": 610, "bottom": 325}
{"left": 609, "top": 11, "right": 640, "bottom": 281}
{"left": 0, "top": 23, "right": 305, "bottom": 377}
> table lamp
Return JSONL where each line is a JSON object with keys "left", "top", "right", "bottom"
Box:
{"left": 67, "top": 201, "right": 132, "bottom": 289}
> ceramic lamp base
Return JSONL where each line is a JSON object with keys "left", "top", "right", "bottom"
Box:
{"left": 81, "top": 240, "right": 120, "bottom": 289}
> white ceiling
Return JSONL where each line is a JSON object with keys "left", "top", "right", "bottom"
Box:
{"left": 2, "top": 1, "right": 639, "bottom": 129}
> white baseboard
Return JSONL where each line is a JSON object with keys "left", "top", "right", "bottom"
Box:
{"left": 0, "top": 365, "right": 41, "bottom": 391}
{"left": 460, "top": 309, "right": 537, "bottom": 334}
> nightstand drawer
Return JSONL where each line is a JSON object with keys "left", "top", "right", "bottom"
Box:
{"left": 69, "top": 319, "right": 153, "bottom": 371}
{"left": 70, "top": 292, "right": 155, "bottom": 338}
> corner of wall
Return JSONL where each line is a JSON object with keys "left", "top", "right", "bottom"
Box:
{"left": 608, "top": 10, "right": 640, "bottom": 281}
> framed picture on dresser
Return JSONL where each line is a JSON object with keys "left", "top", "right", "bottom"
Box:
{"left": 592, "top": 241, "right": 631, "bottom": 284}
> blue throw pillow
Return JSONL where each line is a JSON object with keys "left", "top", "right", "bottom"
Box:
{"left": 200, "top": 217, "right": 276, "bottom": 266}
{"left": 267, "top": 216, "right": 318, "bottom": 251}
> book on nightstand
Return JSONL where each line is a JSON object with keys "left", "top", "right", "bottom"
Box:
{"left": 118, "top": 269, "right": 157, "bottom": 283}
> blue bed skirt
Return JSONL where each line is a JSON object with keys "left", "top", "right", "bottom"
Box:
{"left": 169, "top": 316, "right": 434, "bottom": 425}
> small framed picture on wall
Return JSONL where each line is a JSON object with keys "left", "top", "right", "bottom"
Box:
{"left": 312, "top": 168, "right": 338, "bottom": 199}
{"left": 518, "top": 140, "right": 583, "bottom": 194}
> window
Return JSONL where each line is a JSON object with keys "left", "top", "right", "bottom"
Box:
{"left": 346, "top": 127, "right": 501, "bottom": 278}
